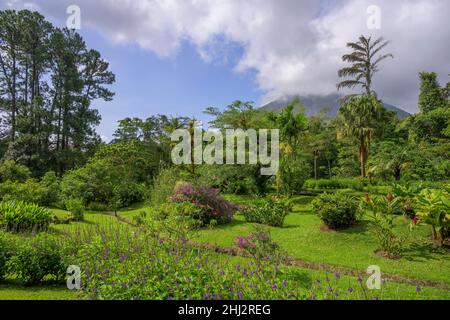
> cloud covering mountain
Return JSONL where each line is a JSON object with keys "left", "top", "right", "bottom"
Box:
{"left": 2, "top": 0, "right": 449, "bottom": 114}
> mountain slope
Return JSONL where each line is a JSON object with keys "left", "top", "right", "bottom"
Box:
{"left": 261, "top": 94, "right": 410, "bottom": 118}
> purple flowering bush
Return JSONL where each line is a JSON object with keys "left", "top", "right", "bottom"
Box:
{"left": 235, "top": 227, "right": 288, "bottom": 278}
{"left": 64, "top": 225, "right": 302, "bottom": 300}
{"left": 170, "top": 183, "right": 237, "bottom": 226}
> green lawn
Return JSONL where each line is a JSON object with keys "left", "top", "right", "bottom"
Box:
{"left": 196, "top": 195, "right": 450, "bottom": 286}
{"left": 0, "top": 283, "right": 79, "bottom": 300}
{"left": 2, "top": 196, "right": 449, "bottom": 300}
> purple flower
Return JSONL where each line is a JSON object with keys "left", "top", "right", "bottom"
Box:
{"left": 334, "top": 272, "right": 340, "bottom": 279}
{"left": 237, "top": 292, "right": 243, "bottom": 299}
{"left": 358, "top": 278, "right": 363, "bottom": 284}
{"left": 272, "top": 284, "right": 278, "bottom": 290}
{"left": 348, "top": 287, "right": 353, "bottom": 293}
{"left": 283, "top": 280, "right": 288, "bottom": 287}
{"left": 416, "top": 286, "right": 421, "bottom": 293}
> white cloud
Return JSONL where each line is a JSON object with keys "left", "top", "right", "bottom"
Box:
{"left": 3, "top": 0, "right": 449, "bottom": 112}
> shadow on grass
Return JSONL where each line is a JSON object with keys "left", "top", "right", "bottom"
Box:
{"left": 402, "top": 241, "right": 450, "bottom": 263}
{"left": 341, "top": 220, "right": 370, "bottom": 234}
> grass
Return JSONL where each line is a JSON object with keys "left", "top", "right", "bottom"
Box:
{"left": 2, "top": 194, "right": 449, "bottom": 300}
{"left": 196, "top": 195, "right": 450, "bottom": 287}
{"left": 0, "top": 282, "right": 79, "bottom": 300}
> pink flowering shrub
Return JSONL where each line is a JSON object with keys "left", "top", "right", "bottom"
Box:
{"left": 170, "top": 183, "right": 237, "bottom": 226}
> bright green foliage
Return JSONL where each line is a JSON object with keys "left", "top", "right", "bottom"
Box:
{"left": 415, "top": 189, "right": 450, "bottom": 246}
{"left": 363, "top": 194, "right": 406, "bottom": 258}
{"left": 312, "top": 193, "right": 360, "bottom": 229}
{"left": 304, "top": 179, "right": 363, "bottom": 191}
{"left": 418, "top": 72, "right": 447, "bottom": 113}
{"left": 0, "top": 160, "right": 31, "bottom": 183}
{"left": 278, "top": 157, "right": 311, "bottom": 196}
{"left": 0, "top": 201, "right": 53, "bottom": 232}
{"left": 6, "top": 233, "right": 65, "bottom": 285}
{"left": 337, "top": 96, "right": 384, "bottom": 178}
{"left": 241, "top": 198, "right": 291, "bottom": 227}
{"left": 0, "top": 232, "right": 13, "bottom": 280}
{"left": 369, "top": 141, "right": 413, "bottom": 181}
{"left": 0, "top": 179, "right": 46, "bottom": 204}
{"left": 65, "top": 198, "right": 85, "bottom": 221}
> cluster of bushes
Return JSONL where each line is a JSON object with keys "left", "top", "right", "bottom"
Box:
{"left": 312, "top": 193, "right": 360, "bottom": 230}
{"left": 240, "top": 198, "right": 291, "bottom": 227}
{"left": 304, "top": 179, "right": 364, "bottom": 191}
{"left": 0, "top": 161, "right": 61, "bottom": 207}
{"left": 0, "top": 201, "right": 54, "bottom": 232}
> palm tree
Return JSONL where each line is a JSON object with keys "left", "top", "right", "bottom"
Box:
{"left": 337, "top": 35, "right": 393, "bottom": 97}
{"left": 337, "top": 95, "right": 382, "bottom": 178}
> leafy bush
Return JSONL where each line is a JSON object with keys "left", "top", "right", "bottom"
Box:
{"left": 240, "top": 198, "right": 291, "bottom": 227}
{"left": 312, "top": 193, "right": 359, "bottom": 230}
{"left": 362, "top": 193, "right": 406, "bottom": 258}
{"left": 0, "top": 160, "right": 31, "bottom": 183}
{"left": 235, "top": 226, "right": 287, "bottom": 274}
{"left": 150, "top": 167, "right": 190, "bottom": 206}
{"left": 0, "top": 179, "right": 47, "bottom": 205}
{"left": 65, "top": 198, "right": 85, "bottom": 221}
{"left": 86, "top": 202, "right": 109, "bottom": 212}
{"left": 304, "top": 179, "right": 363, "bottom": 191}
{"left": 0, "top": 201, "right": 53, "bottom": 232}
{"left": 39, "top": 171, "right": 61, "bottom": 207}
{"left": 278, "top": 157, "right": 311, "bottom": 196}
{"left": 170, "top": 183, "right": 237, "bottom": 226}
{"left": 0, "top": 232, "right": 14, "bottom": 281}
{"left": 415, "top": 189, "right": 450, "bottom": 246}
{"left": 7, "top": 234, "right": 65, "bottom": 285}
{"left": 61, "top": 159, "right": 147, "bottom": 209}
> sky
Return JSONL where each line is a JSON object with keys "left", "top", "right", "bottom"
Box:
{"left": 1, "top": 0, "right": 449, "bottom": 141}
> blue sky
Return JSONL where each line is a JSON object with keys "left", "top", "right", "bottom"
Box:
{"left": 81, "top": 28, "right": 262, "bottom": 141}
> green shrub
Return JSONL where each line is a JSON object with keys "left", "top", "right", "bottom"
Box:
{"left": 150, "top": 167, "right": 188, "bottom": 206}
{"left": 7, "top": 234, "right": 65, "bottom": 285}
{"left": 39, "top": 171, "right": 61, "bottom": 206}
{"left": 304, "top": 179, "right": 363, "bottom": 191}
{"left": 65, "top": 198, "right": 85, "bottom": 221}
{"left": 0, "top": 160, "right": 31, "bottom": 183}
{"left": 86, "top": 202, "right": 109, "bottom": 212}
{"left": 0, "top": 179, "right": 47, "bottom": 205}
{"left": 241, "top": 198, "right": 291, "bottom": 227}
{"left": 278, "top": 157, "right": 311, "bottom": 196}
{"left": 312, "top": 193, "right": 359, "bottom": 230}
{"left": 0, "top": 201, "right": 53, "bottom": 232}
{"left": 0, "top": 232, "right": 14, "bottom": 281}
{"left": 362, "top": 194, "right": 405, "bottom": 258}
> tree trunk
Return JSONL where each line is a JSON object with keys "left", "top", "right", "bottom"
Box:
{"left": 11, "top": 52, "right": 17, "bottom": 142}
{"left": 314, "top": 154, "right": 318, "bottom": 180}
{"left": 359, "top": 136, "right": 367, "bottom": 178}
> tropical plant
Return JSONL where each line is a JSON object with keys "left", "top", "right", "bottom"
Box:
{"left": 337, "top": 35, "right": 393, "bottom": 96}
{"left": 337, "top": 95, "right": 383, "bottom": 178}
{"left": 363, "top": 193, "right": 406, "bottom": 258}
{"left": 0, "top": 201, "right": 53, "bottom": 232}
{"left": 415, "top": 189, "right": 450, "bottom": 246}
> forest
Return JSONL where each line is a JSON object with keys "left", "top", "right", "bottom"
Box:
{"left": 0, "top": 10, "right": 449, "bottom": 301}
